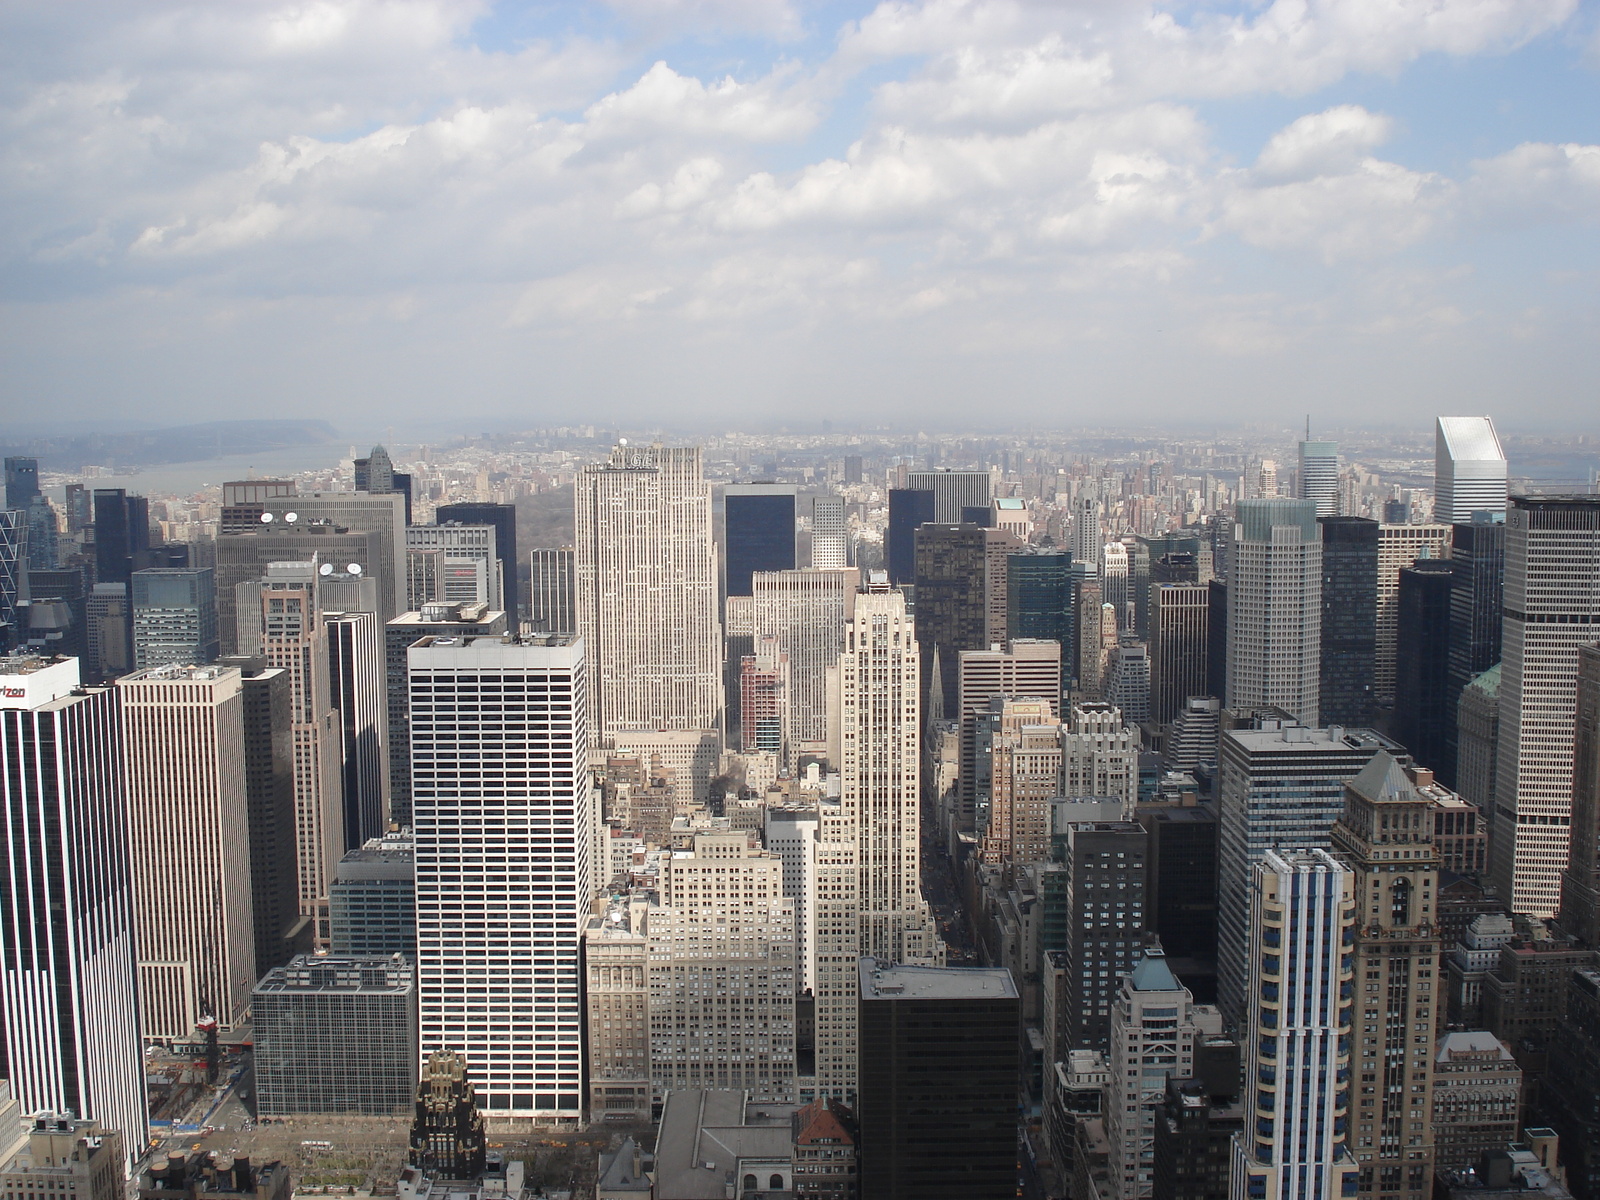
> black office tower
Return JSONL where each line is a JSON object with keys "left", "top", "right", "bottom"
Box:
{"left": 1443, "top": 518, "right": 1505, "bottom": 787}
{"left": 914, "top": 523, "right": 992, "bottom": 714}
{"left": 1394, "top": 559, "right": 1455, "bottom": 773}
{"left": 858, "top": 959, "right": 1020, "bottom": 1200}
{"left": 1007, "top": 549, "right": 1074, "bottom": 652}
{"left": 1205, "top": 578, "right": 1228, "bottom": 701}
{"left": 436, "top": 502, "right": 517, "bottom": 618}
{"left": 723, "top": 484, "right": 797, "bottom": 596}
{"left": 218, "top": 655, "right": 312, "bottom": 975}
{"left": 887, "top": 488, "right": 935, "bottom": 587}
{"left": 1318, "top": 516, "right": 1378, "bottom": 726}
{"left": 91, "top": 487, "right": 151, "bottom": 589}
{"left": 4, "top": 458, "right": 39, "bottom": 510}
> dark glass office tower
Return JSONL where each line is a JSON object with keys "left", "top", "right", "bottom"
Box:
{"left": 1134, "top": 532, "right": 1201, "bottom": 638}
{"left": 1205, "top": 578, "right": 1228, "bottom": 701}
{"left": 1393, "top": 560, "right": 1455, "bottom": 773}
{"left": 3, "top": 457, "right": 39, "bottom": 510}
{"left": 722, "top": 484, "right": 796, "bottom": 596}
{"left": 1443, "top": 518, "right": 1505, "bottom": 787}
{"left": 1007, "top": 548, "right": 1073, "bottom": 650}
{"left": 886, "top": 488, "right": 935, "bottom": 587}
{"left": 436, "top": 502, "right": 517, "bottom": 618}
{"left": 914, "top": 523, "right": 991, "bottom": 714}
{"left": 1318, "top": 516, "right": 1378, "bottom": 726}
{"left": 92, "top": 488, "right": 151, "bottom": 588}
{"left": 858, "top": 959, "right": 1020, "bottom": 1200}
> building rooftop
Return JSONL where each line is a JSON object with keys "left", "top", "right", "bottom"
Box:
{"left": 1127, "top": 950, "right": 1183, "bottom": 993}
{"left": 651, "top": 1090, "right": 797, "bottom": 1200}
{"left": 1226, "top": 723, "right": 1397, "bottom": 754}
{"left": 1437, "top": 1031, "right": 1516, "bottom": 1063}
{"left": 858, "top": 958, "right": 1018, "bottom": 1001}
{"left": 1438, "top": 417, "right": 1506, "bottom": 464}
{"left": 120, "top": 664, "right": 238, "bottom": 684}
{"left": 254, "top": 954, "right": 413, "bottom": 995}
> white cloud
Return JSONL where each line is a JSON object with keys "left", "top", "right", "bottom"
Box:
{"left": 1252, "top": 105, "right": 1394, "bottom": 182}
{"left": 584, "top": 62, "right": 819, "bottom": 143}
{"left": 1470, "top": 141, "right": 1600, "bottom": 222}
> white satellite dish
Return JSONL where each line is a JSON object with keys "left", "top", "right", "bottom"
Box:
{"left": 318, "top": 563, "right": 334, "bottom": 577}
{"left": 618, "top": 437, "right": 628, "bottom": 446}
{"left": 284, "top": 512, "right": 298, "bottom": 523}
{"left": 347, "top": 563, "right": 362, "bottom": 575}
{"left": 259, "top": 512, "right": 274, "bottom": 523}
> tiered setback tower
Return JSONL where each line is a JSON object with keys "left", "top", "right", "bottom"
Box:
{"left": 574, "top": 445, "right": 721, "bottom": 738}
{"left": 408, "top": 633, "right": 591, "bottom": 1118}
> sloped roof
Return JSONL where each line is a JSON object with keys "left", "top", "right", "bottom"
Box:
{"left": 1349, "top": 751, "right": 1414, "bottom": 805}
{"left": 1128, "top": 950, "right": 1182, "bottom": 993}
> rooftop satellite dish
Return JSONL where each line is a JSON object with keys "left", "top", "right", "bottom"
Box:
{"left": 618, "top": 437, "right": 628, "bottom": 446}
{"left": 260, "top": 512, "right": 274, "bottom": 523}
{"left": 347, "top": 563, "right": 363, "bottom": 575}
{"left": 318, "top": 563, "right": 334, "bottom": 577}
{"left": 284, "top": 512, "right": 298, "bottom": 523}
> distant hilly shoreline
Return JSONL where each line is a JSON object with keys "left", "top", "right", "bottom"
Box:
{"left": 0, "top": 419, "right": 339, "bottom": 472}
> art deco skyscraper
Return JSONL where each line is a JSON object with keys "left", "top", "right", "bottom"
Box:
{"left": 813, "top": 578, "right": 942, "bottom": 1102}
{"left": 409, "top": 632, "right": 591, "bottom": 1118}
{"left": 574, "top": 444, "right": 721, "bottom": 737}
{"left": 1226, "top": 499, "right": 1322, "bottom": 726}
{"left": 1490, "top": 495, "right": 1600, "bottom": 918}
{"left": 120, "top": 664, "right": 255, "bottom": 1041}
{"left": 1231, "top": 849, "right": 1358, "bottom": 1200}
{"left": 1331, "top": 755, "right": 1444, "bottom": 1197}
{"left": 0, "top": 656, "right": 147, "bottom": 1170}
{"left": 1435, "top": 417, "right": 1508, "bottom": 525}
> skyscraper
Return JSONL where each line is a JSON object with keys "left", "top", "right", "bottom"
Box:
{"left": 1375, "top": 523, "right": 1451, "bottom": 708}
{"left": 1318, "top": 516, "right": 1378, "bottom": 727}
{"left": 915, "top": 524, "right": 1017, "bottom": 714}
{"left": 1331, "top": 755, "right": 1445, "bottom": 1197}
{"left": 119, "top": 664, "right": 255, "bottom": 1041}
{"left": 1231, "top": 849, "right": 1358, "bottom": 1200}
{"left": 885, "top": 488, "right": 935, "bottom": 587}
{"left": 1060, "top": 820, "right": 1150, "bottom": 1052}
{"left": 355, "top": 444, "right": 414, "bottom": 524}
{"left": 405, "top": 523, "right": 500, "bottom": 610}
{"left": 257, "top": 491, "right": 408, "bottom": 625}
{"left": 723, "top": 484, "right": 797, "bottom": 596}
{"left": 3, "top": 457, "right": 39, "bottom": 510}
{"left": 216, "top": 656, "right": 306, "bottom": 975}
{"left": 528, "top": 546, "right": 574, "bottom": 632}
{"left": 739, "top": 635, "right": 790, "bottom": 760}
{"left": 215, "top": 523, "right": 379, "bottom": 655}
{"left": 0, "top": 656, "right": 147, "bottom": 1169}
{"left": 957, "top": 639, "right": 1061, "bottom": 826}
{"left": 649, "top": 832, "right": 796, "bottom": 1101}
{"left": 131, "top": 566, "right": 219, "bottom": 668}
{"left": 1106, "top": 951, "right": 1222, "bottom": 1200}
{"left": 436, "top": 503, "right": 517, "bottom": 619}
{"left": 240, "top": 562, "right": 342, "bottom": 941}
{"left": 907, "top": 469, "right": 992, "bottom": 524}
{"left": 1149, "top": 583, "right": 1209, "bottom": 725}
{"left": 0, "top": 511, "right": 26, "bottom": 653}
{"left": 1103, "top": 540, "right": 1131, "bottom": 631}
{"left": 810, "top": 495, "right": 848, "bottom": 570}
{"left": 1071, "top": 491, "right": 1101, "bottom": 566}
{"left": 1007, "top": 548, "right": 1074, "bottom": 660}
{"left": 1215, "top": 718, "right": 1397, "bottom": 1023}
{"left": 1297, "top": 438, "right": 1340, "bottom": 517}
{"left": 752, "top": 567, "right": 856, "bottom": 764}
{"left": 1435, "top": 417, "right": 1509, "bottom": 525}
{"left": 574, "top": 444, "right": 721, "bottom": 737}
{"left": 91, "top": 488, "right": 150, "bottom": 589}
{"left": 1444, "top": 518, "right": 1505, "bottom": 786}
{"left": 1490, "top": 495, "right": 1600, "bottom": 918}
{"left": 1226, "top": 499, "right": 1322, "bottom": 726}
{"left": 857, "top": 960, "right": 1019, "bottom": 1200}
{"left": 1560, "top": 646, "right": 1600, "bottom": 949}
{"left": 325, "top": 609, "right": 388, "bottom": 850}
{"left": 813, "top": 580, "right": 942, "bottom": 1102}
{"left": 409, "top": 632, "right": 590, "bottom": 1117}
{"left": 1393, "top": 560, "right": 1455, "bottom": 773}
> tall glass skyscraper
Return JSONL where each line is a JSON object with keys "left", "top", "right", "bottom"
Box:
{"left": 724, "top": 484, "right": 797, "bottom": 596}
{"left": 1317, "top": 516, "right": 1377, "bottom": 727}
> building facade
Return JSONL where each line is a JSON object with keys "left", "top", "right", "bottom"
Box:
{"left": 1435, "top": 417, "right": 1508, "bottom": 526}
{"left": 1226, "top": 500, "right": 1322, "bottom": 726}
{"left": 131, "top": 567, "right": 219, "bottom": 668}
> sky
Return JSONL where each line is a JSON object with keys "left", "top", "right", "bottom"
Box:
{"left": 2, "top": 0, "right": 1598, "bottom": 436}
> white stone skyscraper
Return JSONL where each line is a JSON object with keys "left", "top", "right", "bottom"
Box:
{"left": 813, "top": 577, "right": 942, "bottom": 1102}
{"left": 1071, "top": 491, "right": 1101, "bottom": 568}
{"left": 120, "top": 665, "right": 255, "bottom": 1041}
{"left": 574, "top": 444, "right": 721, "bottom": 738}
{"left": 0, "top": 656, "right": 147, "bottom": 1171}
{"left": 752, "top": 567, "right": 856, "bottom": 763}
{"left": 1226, "top": 499, "right": 1322, "bottom": 726}
{"left": 408, "top": 632, "right": 591, "bottom": 1118}
{"left": 1435, "top": 416, "right": 1508, "bottom": 525}
{"left": 1490, "top": 494, "right": 1600, "bottom": 917}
